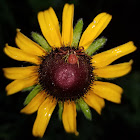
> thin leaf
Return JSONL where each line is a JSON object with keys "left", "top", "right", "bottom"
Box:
{"left": 77, "top": 98, "right": 92, "bottom": 120}
{"left": 31, "top": 32, "right": 52, "bottom": 52}
{"left": 24, "top": 85, "right": 42, "bottom": 105}
{"left": 22, "top": 85, "right": 35, "bottom": 92}
{"left": 58, "top": 101, "right": 63, "bottom": 121}
{"left": 85, "top": 37, "right": 107, "bottom": 56}
{"left": 72, "top": 19, "right": 83, "bottom": 47}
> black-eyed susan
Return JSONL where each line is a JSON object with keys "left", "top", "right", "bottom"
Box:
{"left": 3, "top": 3, "right": 137, "bottom": 138}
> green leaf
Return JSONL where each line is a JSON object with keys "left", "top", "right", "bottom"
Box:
{"left": 85, "top": 37, "right": 107, "bottom": 56}
{"left": 72, "top": 18, "right": 83, "bottom": 47}
{"left": 77, "top": 98, "right": 92, "bottom": 120}
{"left": 24, "top": 85, "right": 42, "bottom": 105}
{"left": 31, "top": 32, "right": 52, "bottom": 52}
{"left": 58, "top": 101, "right": 63, "bottom": 121}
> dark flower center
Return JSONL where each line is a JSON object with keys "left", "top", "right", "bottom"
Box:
{"left": 39, "top": 47, "right": 94, "bottom": 101}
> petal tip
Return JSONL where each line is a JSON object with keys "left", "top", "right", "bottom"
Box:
{"left": 5, "top": 43, "right": 8, "bottom": 47}
{"left": 129, "top": 59, "right": 133, "bottom": 65}
{"left": 127, "top": 41, "right": 137, "bottom": 49}
{"left": 6, "top": 85, "right": 14, "bottom": 95}
{"left": 75, "top": 131, "right": 79, "bottom": 136}
{"left": 130, "top": 41, "right": 137, "bottom": 50}
{"left": 16, "top": 28, "right": 21, "bottom": 32}
{"left": 64, "top": 3, "right": 74, "bottom": 7}
{"left": 20, "top": 108, "right": 25, "bottom": 114}
{"left": 6, "top": 90, "right": 13, "bottom": 96}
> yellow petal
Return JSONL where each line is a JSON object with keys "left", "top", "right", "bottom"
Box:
{"left": 83, "top": 90, "right": 105, "bottom": 114}
{"left": 3, "top": 66, "right": 38, "bottom": 80}
{"left": 62, "top": 3, "right": 74, "bottom": 46}
{"left": 79, "top": 13, "right": 112, "bottom": 50}
{"left": 94, "top": 60, "right": 133, "bottom": 78}
{"left": 6, "top": 76, "right": 38, "bottom": 95}
{"left": 92, "top": 81, "right": 123, "bottom": 103}
{"left": 62, "top": 101, "right": 79, "bottom": 136}
{"left": 4, "top": 44, "right": 41, "bottom": 65}
{"left": 20, "top": 91, "right": 46, "bottom": 114}
{"left": 32, "top": 96, "right": 57, "bottom": 138}
{"left": 15, "top": 29, "right": 46, "bottom": 56}
{"left": 92, "top": 41, "right": 137, "bottom": 68}
{"left": 38, "top": 7, "right": 62, "bottom": 47}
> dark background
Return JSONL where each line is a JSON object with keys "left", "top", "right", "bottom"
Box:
{"left": 0, "top": 0, "right": 140, "bottom": 140}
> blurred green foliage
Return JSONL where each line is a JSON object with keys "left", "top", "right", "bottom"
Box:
{"left": 0, "top": 0, "right": 140, "bottom": 140}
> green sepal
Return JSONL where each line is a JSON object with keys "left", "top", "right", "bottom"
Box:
{"left": 77, "top": 98, "right": 92, "bottom": 120}
{"left": 72, "top": 18, "right": 83, "bottom": 47}
{"left": 76, "top": 102, "right": 81, "bottom": 111}
{"left": 22, "top": 85, "right": 35, "bottom": 92}
{"left": 31, "top": 32, "right": 52, "bottom": 52}
{"left": 24, "top": 85, "right": 42, "bottom": 106}
{"left": 85, "top": 37, "right": 107, "bottom": 56}
{"left": 58, "top": 101, "right": 63, "bottom": 121}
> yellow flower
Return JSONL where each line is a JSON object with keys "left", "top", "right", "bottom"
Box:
{"left": 3, "top": 3, "right": 136, "bottom": 138}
